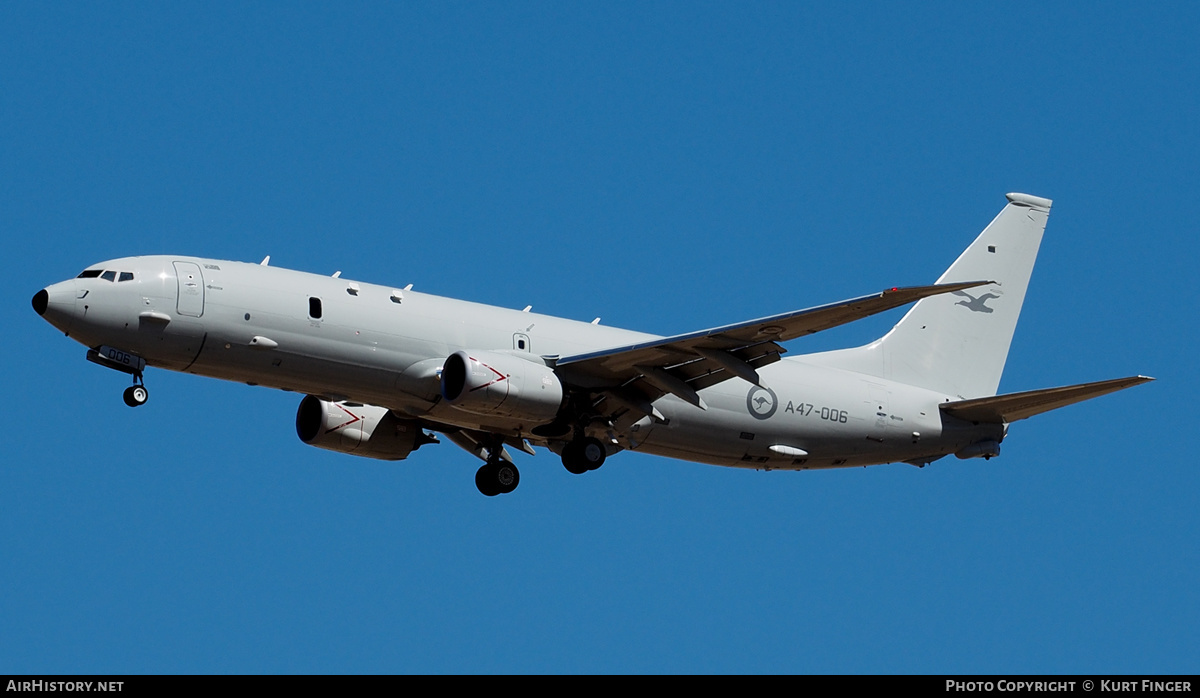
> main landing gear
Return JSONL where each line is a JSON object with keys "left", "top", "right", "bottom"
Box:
{"left": 561, "top": 436, "right": 606, "bottom": 475}
{"left": 475, "top": 460, "right": 519, "bottom": 497}
{"left": 475, "top": 436, "right": 519, "bottom": 497}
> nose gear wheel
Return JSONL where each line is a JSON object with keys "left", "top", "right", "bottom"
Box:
{"left": 123, "top": 384, "right": 149, "bottom": 407}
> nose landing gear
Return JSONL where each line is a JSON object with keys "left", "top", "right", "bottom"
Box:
{"left": 86, "top": 347, "right": 150, "bottom": 408}
{"left": 123, "top": 382, "right": 148, "bottom": 407}
{"left": 122, "top": 374, "right": 148, "bottom": 407}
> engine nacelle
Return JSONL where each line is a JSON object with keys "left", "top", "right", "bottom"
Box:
{"left": 440, "top": 349, "right": 564, "bottom": 424}
{"left": 296, "top": 395, "right": 428, "bottom": 461}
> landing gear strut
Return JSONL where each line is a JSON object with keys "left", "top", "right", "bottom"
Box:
{"left": 562, "top": 436, "right": 606, "bottom": 474}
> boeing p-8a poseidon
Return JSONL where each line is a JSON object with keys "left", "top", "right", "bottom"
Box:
{"left": 33, "top": 193, "right": 1151, "bottom": 496}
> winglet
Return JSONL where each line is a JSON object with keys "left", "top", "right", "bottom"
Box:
{"left": 882, "top": 280, "right": 994, "bottom": 296}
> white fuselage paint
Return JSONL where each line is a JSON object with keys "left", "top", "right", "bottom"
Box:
{"left": 38, "top": 255, "right": 998, "bottom": 470}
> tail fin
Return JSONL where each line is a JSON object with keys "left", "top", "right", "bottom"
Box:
{"left": 804, "top": 193, "right": 1052, "bottom": 399}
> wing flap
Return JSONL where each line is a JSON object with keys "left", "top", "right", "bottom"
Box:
{"left": 940, "top": 375, "right": 1154, "bottom": 423}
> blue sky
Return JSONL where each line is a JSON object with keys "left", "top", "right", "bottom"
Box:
{"left": 3, "top": 3, "right": 1197, "bottom": 673}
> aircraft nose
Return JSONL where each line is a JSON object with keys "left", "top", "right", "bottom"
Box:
{"left": 32, "top": 289, "right": 48, "bottom": 315}
{"left": 34, "top": 280, "right": 79, "bottom": 334}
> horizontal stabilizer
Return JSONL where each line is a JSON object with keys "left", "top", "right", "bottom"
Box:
{"left": 940, "top": 376, "right": 1154, "bottom": 423}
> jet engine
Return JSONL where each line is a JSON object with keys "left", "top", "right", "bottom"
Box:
{"left": 296, "top": 395, "right": 431, "bottom": 460}
{"left": 440, "top": 349, "right": 564, "bottom": 424}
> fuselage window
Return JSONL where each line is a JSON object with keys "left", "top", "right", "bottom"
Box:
{"left": 309, "top": 297, "right": 323, "bottom": 319}
{"left": 77, "top": 269, "right": 102, "bottom": 279}
{"left": 118, "top": 272, "right": 134, "bottom": 282}
{"left": 100, "top": 271, "right": 117, "bottom": 282}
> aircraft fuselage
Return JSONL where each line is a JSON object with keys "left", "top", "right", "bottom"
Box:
{"left": 36, "top": 255, "right": 995, "bottom": 471}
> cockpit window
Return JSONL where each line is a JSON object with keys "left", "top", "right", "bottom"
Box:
{"left": 100, "top": 271, "right": 117, "bottom": 282}
{"left": 118, "top": 272, "right": 134, "bottom": 282}
{"left": 77, "top": 269, "right": 102, "bottom": 278}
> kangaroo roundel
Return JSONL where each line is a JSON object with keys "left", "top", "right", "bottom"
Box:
{"left": 746, "top": 386, "right": 778, "bottom": 420}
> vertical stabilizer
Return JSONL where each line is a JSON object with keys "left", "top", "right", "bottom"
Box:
{"left": 803, "top": 193, "right": 1051, "bottom": 398}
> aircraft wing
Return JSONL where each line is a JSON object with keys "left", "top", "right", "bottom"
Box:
{"left": 940, "top": 375, "right": 1154, "bottom": 423}
{"left": 553, "top": 281, "right": 991, "bottom": 415}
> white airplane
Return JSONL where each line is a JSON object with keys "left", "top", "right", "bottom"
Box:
{"left": 33, "top": 193, "right": 1151, "bottom": 496}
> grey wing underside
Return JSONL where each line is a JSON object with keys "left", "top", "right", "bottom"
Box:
{"left": 551, "top": 281, "right": 991, "bottom": 421}
{"left": 940, "top": 375, "right": 1154, "bottom": 423}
